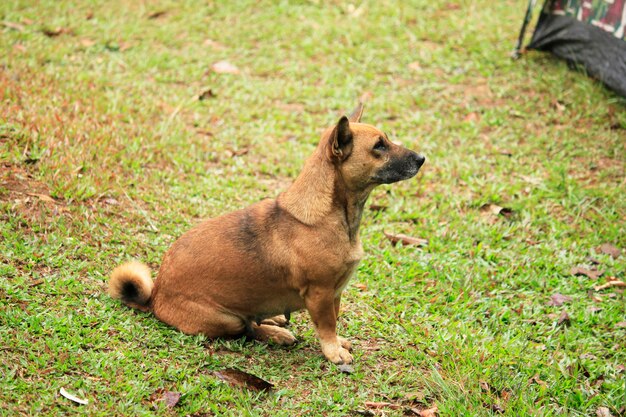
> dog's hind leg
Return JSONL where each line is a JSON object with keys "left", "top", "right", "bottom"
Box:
{"left": 153, "top": 299, "right": 246, "bottom": 338}
{"left": 260, "top": 314, "right": 289, "bottom": 327}
{"left": 250, "top": 323, "right": 297, "bottom": 346}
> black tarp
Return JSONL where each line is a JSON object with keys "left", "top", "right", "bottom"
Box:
{"left": 518, "top": 0, "right": 626, "bottom": 98}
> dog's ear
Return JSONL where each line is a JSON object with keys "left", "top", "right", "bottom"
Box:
{"left": 348, "top": 102, "right": 364, "bottom": 123}
{"left": 329, "top": 116, "right": 353, "bottom": 161}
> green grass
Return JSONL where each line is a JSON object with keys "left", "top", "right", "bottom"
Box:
{"left": 1, "top": 1, "right": 625, "bottom": 415}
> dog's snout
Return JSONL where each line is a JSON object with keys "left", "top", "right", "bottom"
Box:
{"left": 412, "top": 152, "right": 425, "bottom": 169}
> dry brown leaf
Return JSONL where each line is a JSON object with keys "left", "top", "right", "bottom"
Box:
{"left": 557, "top": 310, "right": 570, "bottom": 326}
{"left": 593, "top": 279, "right": 625, "bottom": 291}
{"left": 596, "top": 243, "right": 621, "bottom": 259}
{"left": 419, "top": 405, "right": 439, "bottom": 417}
{"left": 529, "top": 373, "right": 547, "bottom": 387}
{"left": 615, "top": 321, "right": 626, "bottom": 328}
{"left": 198, "top": 89, "right": 216, "bottom": 101}
{"left": 225, "top": 148, "right": 249, "bottom": 158}
{"left": 212, "top": 60, "right": 240, "bottom": 74}
{"left": 369, "top": 204, "right": 387, "bottom": 212}
{"left": 547, "top": 293, "right": 572, "bottom": 307}
{"left": 213, "top": 368, "right": 273, "bottom": 392}
{"left": 26, "top": 193, "right": 55, "bottom": 202}
{"left": 354, "top": 283, "right": 368, "bottom": 291}
{"left": 163, "top": 391, "right": 181, "bottom": 408}
{"left": 42, "top": 26, "right": 72, "bottom": 37}
{"left": 596, "top": 406, "right": 613, "bottom": 417}
{"left": 364, "top": 401, "right": 401, "bottom": 410}
{"left": 480, "top": 203, "right": 513, "bottom": 217}
{"left": 148, "top": 10, "right": 167, "bottom": 19}
{"left": 570, "top": 267, "right": 604, "bottom": 280}
{"left": 384, "top": 231, "right": 428, "bottom": 247}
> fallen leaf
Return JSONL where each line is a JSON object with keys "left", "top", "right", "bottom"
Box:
{"left": 212, "top": 60, "right": 240, "bottom": 74}
{"left": 42, "top": 26, "right": 72, "bottom": 37}
{"left": 26, "top": 193, "right": 54, "bottom": 202}
{"left": 419, "top": 405, "right": 439, "bottom": 417}
{"left": 547, "top": 293, "right": 572, "bottom": 307}
{"left": 486, "top": 403, "right": 505, "bottom": 414}
{"left": 593, "top": 279, "right": 625, "bottom": 291}
{"left": 596, "top": 406, "right": 613, "bottom": 417}
{"left": 498, "top": 149, "right": 513, "bottom": 156}
{"left": 586, "top": 256, "right": 601, "bottom": 265}
{"left": 163, "top": 391, "right": 181, "bottom": 408}
{"left": 404, "top": 391, "right": 426, "bottom": 404}
{"left": 384, "top": 231, "right": 428, "bottom": 247}
{"left": 364, "top": 401, "right": 401, "bottom": 410}
{"left": 369, "top": 204, "right": 387, "bottom": 212}
{"left": 225, "top": 148, "right": 249, "bottom": 157}
{"left": 479, "top": 203, "right": 514, "bottom": 217}
{"left": 59, "top": 387, "right": 88, "bottom": 405}
{"left": 213, "top": 368, "right": 273, "bottom": 392}
{"left": 615, "top": 321, "right": 626, "bottom": 328}
{"left": 196, "top": 129, "right": 214, "bottom": 137}
{"left": 557, "top": 310, "right": 570, "bottom": 326}
{"left": 198, "top": 89, "right": 216, "bottom": 101}
{"left": 148, "top": 10, "right": 167, "bottom": 19}
{"left": 596, "top": 243, "right": 621, "bottom": 259}
{"left": 529, "top": 374, "right": 547, "bottom": 387}
{"left": 570, "top": 267, "right": 604, "bottom": 280}
{"left": 354, "top": 283, "right": 368, "bottom": 291}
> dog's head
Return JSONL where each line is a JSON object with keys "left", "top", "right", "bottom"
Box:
{"left": 323, "top": 104, "right": 425, "bottom": 191}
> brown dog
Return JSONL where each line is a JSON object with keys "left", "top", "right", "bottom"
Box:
{"left": 109, "top": 105, "right": 425, "bottom": 364}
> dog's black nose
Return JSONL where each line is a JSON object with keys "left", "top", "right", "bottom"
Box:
{"left": 415, "top": 153, "right": 425, "bottom": 168}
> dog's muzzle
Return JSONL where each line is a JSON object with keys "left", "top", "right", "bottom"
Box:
{"left": 373, "top": 151, "right": 425, "bottom": 184}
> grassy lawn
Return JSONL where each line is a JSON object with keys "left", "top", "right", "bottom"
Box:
{"left": 1, "top": 0, "right": 625, "bottom": 415}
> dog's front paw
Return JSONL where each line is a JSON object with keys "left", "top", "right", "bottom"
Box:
{"left": 337, "top": 336, "right": 352, "bottom": 351}
{"left": 321, "top": 341, "right": 353, "bottom": 364}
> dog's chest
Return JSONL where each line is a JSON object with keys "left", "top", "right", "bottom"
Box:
{"left": 333, "top": 243, "right": 364, "bottom": 295}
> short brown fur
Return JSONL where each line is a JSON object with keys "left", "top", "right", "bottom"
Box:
{"left": 108, "top": 105, "right": 425, "bottom": 364}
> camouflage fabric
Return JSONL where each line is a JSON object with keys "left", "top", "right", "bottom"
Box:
{"left": 544, "top": 0, "right": 626, "bottom": 39}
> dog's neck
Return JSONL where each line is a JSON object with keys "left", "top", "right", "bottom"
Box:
{"left": 278, "top": 152, "right": 371, "bottom": 242}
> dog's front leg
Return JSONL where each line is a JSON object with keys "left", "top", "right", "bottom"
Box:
{"left": 306, "top": 286, "right": 353, "bottom": 364}
{"left": 334, "top": 294, "right": 352, "bottom": 351}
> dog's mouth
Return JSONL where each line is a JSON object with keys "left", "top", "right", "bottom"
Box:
{"left": 372, "top": 152, "right": 425, "bottom": 184}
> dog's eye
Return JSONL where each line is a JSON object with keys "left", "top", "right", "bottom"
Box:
{"left": 373, "top": 138, "right": 387, "bottom": 151}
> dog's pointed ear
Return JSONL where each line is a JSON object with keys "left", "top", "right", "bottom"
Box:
{"left": 348, "top": 102, "right": 364, "bottom": 123}
{"left": 329, "top": 116, "right": 353, "bottom": 161}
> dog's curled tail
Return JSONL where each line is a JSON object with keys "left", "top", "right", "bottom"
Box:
{"left": 108, "top": 261, "right": 154, "bottom": 312}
